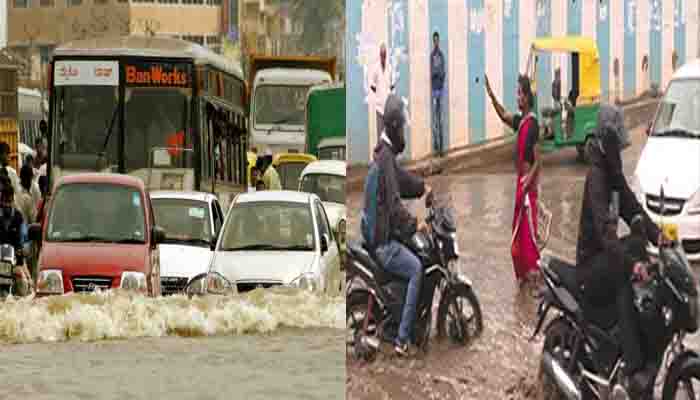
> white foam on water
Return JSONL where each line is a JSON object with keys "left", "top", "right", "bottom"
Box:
{"left": 0, "top": 288, "right": 344, "bottom": 344}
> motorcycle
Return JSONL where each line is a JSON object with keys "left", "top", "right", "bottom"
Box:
{"left": 346, "top": 192, "right": 483, "bottom": 360}
{"left": 0, "top": 244, "right": 22, "bottom": 298}
{"left": 533, "top": 187, "right": 700, "bottom": 399}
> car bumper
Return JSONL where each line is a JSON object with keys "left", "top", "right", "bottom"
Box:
{"left": 647, "top": 212, "right": 700, "bottom": 261}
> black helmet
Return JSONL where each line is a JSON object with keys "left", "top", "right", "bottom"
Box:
{"left": 590, "top": 104, "right": 627, "bottom": 190}
{"left": 383, "top": 94, "right": 406, "bottom": 154}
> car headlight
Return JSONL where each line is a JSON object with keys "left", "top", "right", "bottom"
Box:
{"left": 629, "top": 174, "right": 644, "bottom": 204}
{"left": 207, "top": 272, "right": 234, "bottom": 295}
{"left": 687, "top": 189, "right": 700, "bottom": 215}
{"left": 37, "top": 269, "right": 64, "bottom": 295}
{"left": 120, "top": 271, "right": 147, "bottom": 293}
{"left": 290, "top": 272, "right": 318, "bottom": 292}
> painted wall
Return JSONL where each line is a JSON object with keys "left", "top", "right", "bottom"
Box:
{"left": 347, "top": 0, "right": 700, "bottom": 165}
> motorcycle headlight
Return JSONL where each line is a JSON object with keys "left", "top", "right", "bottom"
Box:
{"left": 37, "top": 269, "right": 64, "bottom": 295}
{"left": 120, "top": 271, "right": 147, "bottom": 293}
{"left": 290, "top": 273, "right": 318, "bottom": 292}
{"left": 687, "top": 189, "right": 700, "bottom": 215}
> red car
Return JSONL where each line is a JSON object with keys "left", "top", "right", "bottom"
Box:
{"left": 29, "top": 173, "right": 164, "bottom": 296}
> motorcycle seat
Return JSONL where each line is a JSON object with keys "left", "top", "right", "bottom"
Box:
{"left": 348, "top": 240, "right": 405, "bottom": 285}
{"left": 546, "top": 257, "right": 618, "bottom": 330}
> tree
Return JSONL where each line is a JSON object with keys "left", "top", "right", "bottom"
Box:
{"left": 286, "top": 0, "right": 344, "bottom": 56}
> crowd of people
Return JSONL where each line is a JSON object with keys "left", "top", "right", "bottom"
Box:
{"left": 0, "top": 136, "right": 49, "bottom": 295}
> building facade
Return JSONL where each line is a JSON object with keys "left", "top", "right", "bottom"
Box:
{"left": 347, "top": 0, "right": 700, "bottom": 165}
{"left": 7, "top": 0, "right": 235, "bottom": 85}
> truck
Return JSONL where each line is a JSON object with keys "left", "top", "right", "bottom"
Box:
{"left": 247, "top": 55, "right": 336, "bottom": 157}
{"left": 305, "top": 83, "right": 345, "bottom": 160}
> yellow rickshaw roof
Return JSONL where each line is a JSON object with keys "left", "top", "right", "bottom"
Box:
{"left": 532, "top": 36, "right": 599, "bottom": 57}
{"left": 273, "top": 153, "right": 317, "bottom": 165}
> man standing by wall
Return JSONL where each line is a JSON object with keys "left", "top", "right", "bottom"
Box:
{"left": 431, "top": 31, "right": 446, "bottom": 157}
{"left": 371, "top": 43, "right": 394, "bottom": 142}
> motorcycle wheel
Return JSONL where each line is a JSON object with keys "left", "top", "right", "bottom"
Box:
{"left": 437, "top": 283, "right": 483, "bottom": 345}
{"left": 662, "top": 356, "right": 700, "bottom": 400}
{"left": 347, "top": 289, "right": 381, "bottom": 362}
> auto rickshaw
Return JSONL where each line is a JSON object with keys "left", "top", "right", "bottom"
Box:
{"left": 527, "top": 36, "right": 601, "bottom": 161}
{"left": 272, "top": 152, "right": 317, "bottom": 191}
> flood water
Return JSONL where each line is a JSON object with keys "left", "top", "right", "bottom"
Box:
{"left": 346, "top": 126, "right": 699, "bottom": 399}
{"left": 0, "top": 288, "right": 345, "bottom": 399}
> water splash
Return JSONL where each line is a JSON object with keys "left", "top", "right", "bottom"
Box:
{"left": 0, "top": 288, "right": 344, "bottom": 344}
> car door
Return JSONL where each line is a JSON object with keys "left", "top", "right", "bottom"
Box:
{"left": 314, "top": 199, "right": 340, "bottom": 294}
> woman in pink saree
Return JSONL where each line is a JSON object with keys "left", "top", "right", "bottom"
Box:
{"left": 485, "top": 74, "right": 542, "bottom": 287}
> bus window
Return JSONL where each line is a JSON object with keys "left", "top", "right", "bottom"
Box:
{"left": 124, "top": 87, "right": 192, "bottom": 173}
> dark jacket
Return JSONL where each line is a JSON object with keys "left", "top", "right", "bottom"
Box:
{"left": 372, "top": 140, "right": 425, "bottom": 248}
{"left": 576, "top": 145, "right": 659, "bottom": 282}
{"left": 431, "top": 47, "right": 446, "bottom": 92}
{"left": 0, "top": 207, "right": 25, "bottom": 265}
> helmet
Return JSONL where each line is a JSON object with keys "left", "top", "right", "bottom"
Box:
{"left": 383, "top": 94, "right": 406, "bottom": 154}
{"left": 590, "top": 104, "right": 627, "bottom": 190}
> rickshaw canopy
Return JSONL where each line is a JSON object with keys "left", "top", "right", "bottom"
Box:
{"left": 531, "top": 36, "right": 601, "bottom": 102}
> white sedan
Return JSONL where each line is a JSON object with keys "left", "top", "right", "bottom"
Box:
{"left": 209, "top": 190, "right": 342, "bottom": 294}
{"left": 150, "top": 191, "right": 226, "bottom": 295}
{"left": 299, "top": 160, "right": 346, "bottom": 254}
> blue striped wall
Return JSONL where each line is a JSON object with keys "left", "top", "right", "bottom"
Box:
{"left": 467, "top": 0, "right": 486, "bottom": 144}
{"left": 597, "top": 0, "right": 611, "bottom": 102}
{"left": 650, "top": 0, "right": 663, "bottom": 87}
{"left": 430, "top": 0, "right": 450, "bottom": 151}
{"left": 536, "top": 0, "right": 552, "bottom": 109}
{"left": 346, "top": 0, "right": 368, "bottom": 164}
{"left": 675, "top": 0, "right": 686, "bottom": 68}
{"left": 624, "top": 0, "right": 637, "bottom": 98}
{"left": 503, "top": 0, "right": 519, "bottom": 137}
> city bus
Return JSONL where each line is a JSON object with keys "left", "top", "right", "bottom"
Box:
{"left": 46, "top": 36, "right": 248, "bottom": 206}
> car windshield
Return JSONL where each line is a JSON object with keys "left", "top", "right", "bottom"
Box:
{"left": 300, "top": 173, "right": 345, "bottom": 204}
{"left": 652, "top": 79, "right": 700, "bottom": 138}
{"left": 254, "top": 85, "right": 311, "bottom": 128}
{"left": 219, "top": 201, "right": 315, "bottom": 252}
{"left": 47, "top": 183, "right": 146, "bottom": 243}
{"left": 318, "top": 146, "right": 346, "bottom": 160}
{"left": 277, "top": 162, "right": 308, "bottom": 191}
{"left": 152, "top": 198, "right": 211, "bottom": 246}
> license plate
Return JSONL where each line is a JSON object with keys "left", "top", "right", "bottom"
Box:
{"left": 660, "top": 223, "right": 680, "bottom": 242}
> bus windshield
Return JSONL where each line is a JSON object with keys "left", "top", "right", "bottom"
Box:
{"left": 124, "top": 87, "right": 192, "bottom": 171}
{"left": 53, "top": 85, "right": 120, "bottom": 170}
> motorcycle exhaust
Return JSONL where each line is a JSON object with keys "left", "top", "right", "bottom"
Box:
{"left": 542, "top": 351, "right": 582, "bottom": 400}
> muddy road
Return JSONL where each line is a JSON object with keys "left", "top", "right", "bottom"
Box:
{"left": 346, "top": 126, "right": 699, "bottom": 399}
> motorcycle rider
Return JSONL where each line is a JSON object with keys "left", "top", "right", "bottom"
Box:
{"left": 0, "top": 176, "right": 31, "bottom": 295}
{"left": 362, "top": 93, "right": 431, "bottom": 356}
{"left": 576, "top": 105, "right": 666, "bottom": 398}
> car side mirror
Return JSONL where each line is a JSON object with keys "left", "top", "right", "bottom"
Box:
{"left": 320, "top": 234, "right": 329, "bottom": 254}
{"left": 152, "top": 225, "right": 166, "bottom": 245}
{"left": 28, "top": 223, "right": 42, "bottom": 242}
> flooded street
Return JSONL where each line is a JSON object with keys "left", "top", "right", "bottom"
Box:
{"left": 0, "top": 289, "right": 344, "bottom": 399}
{"left": 346, "top": 126, "right": 699, "bottom": 399}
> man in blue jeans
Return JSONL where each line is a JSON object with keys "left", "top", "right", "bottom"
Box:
{"left": 431, "top": 31, "right": 446, "bottom": 157}
{"left": 362, "top": 94, "right": 431, "bottom": 356}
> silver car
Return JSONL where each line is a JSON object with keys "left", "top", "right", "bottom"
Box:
{"left": 208, "top": 190, "right": 342, "bottom": 295}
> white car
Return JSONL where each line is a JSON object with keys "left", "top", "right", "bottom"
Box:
{"left": 209, "top": 190, "right": 342, "bottom": 294}
{"left": 150, "top": 191, "right": 226, "bottom": 294}
{"left": 299, "top": 160, "right": 346, "bottom": 253}
{"left": 630, "top": 59, "right": 700, "bottom": 261}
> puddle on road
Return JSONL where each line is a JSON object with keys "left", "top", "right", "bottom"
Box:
{"left": 0, "top": 288, "right": 344, "bottom": 344}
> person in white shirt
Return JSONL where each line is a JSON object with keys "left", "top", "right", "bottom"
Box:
{"left": 370, "top": 43, "right": 395, "bottom": 141}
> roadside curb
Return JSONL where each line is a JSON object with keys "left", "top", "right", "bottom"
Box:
{"left": 347, "top": 98, "right": 659, "bottom": 192}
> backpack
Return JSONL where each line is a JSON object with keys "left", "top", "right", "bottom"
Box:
{"left": 360, "top": 162, "right": 381, "bottom": 247}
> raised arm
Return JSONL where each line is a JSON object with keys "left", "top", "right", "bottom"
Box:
{"left": 484, "top": 75, "right": 514, "bottom": 127}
